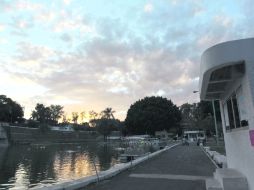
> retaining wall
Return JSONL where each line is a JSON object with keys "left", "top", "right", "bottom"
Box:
{"left": 0, "top": 126, "right": 8, "bottom": 147}
{"left": 8, "top": 126, "right": 99, "bottom": 144}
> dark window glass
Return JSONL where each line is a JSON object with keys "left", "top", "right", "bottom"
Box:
{"left": 226, "top": 91, "right": 241, "bottom": 130}
{"left": 232, "top": 93, "right": 241, "bottom": 128}
{"left": 227, "top": 98, "right": 235, "bottom": 129}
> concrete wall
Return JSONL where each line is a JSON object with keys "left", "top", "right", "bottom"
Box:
{"left": 8, "top": 126, "right": 99, "bottom": 144}
{"left": 219, "top": 61, "right": 254, "bottom": 190}
{"left": 0, "top": 123, "right": 9, "bottom": 147}
{"left": 0, "top": 126, "right": 8, "bottom": 147}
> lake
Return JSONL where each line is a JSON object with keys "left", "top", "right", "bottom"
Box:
{"left": 0, "top": 142, "right": 120, "bottom": 189}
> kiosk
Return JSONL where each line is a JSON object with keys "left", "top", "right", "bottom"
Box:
{"left": 199, "top": 38, "right": 254, "bottom": 190}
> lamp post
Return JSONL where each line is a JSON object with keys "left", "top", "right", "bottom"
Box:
{"left": 193, "top": 91, "right": 219, "bottom": 145}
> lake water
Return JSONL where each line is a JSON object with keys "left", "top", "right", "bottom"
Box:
{"left": 0, "top": 142, "right": 120, "bottom": 189}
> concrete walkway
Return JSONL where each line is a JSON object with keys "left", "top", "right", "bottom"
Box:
{"left": 85, "top": 144, "right": 216, "bottom": 190}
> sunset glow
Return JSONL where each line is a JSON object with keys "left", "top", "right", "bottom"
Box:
{"left": 1, "top": 0, "right": 253, "bottom": 120}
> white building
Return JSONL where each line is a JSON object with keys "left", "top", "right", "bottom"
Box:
{"left": 199, "top": 38, "right": 254, "bottom": 189}
{"left": 183, "top": 130, "right": 205, "bottom": 142}
{"left": 51, "top": 125, "right": 74, "bottom": 132}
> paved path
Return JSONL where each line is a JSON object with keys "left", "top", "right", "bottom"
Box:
{"left": 85, "top": 144, "right": 216, "bottom": 190}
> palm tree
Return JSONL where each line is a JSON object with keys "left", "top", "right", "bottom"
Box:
{"left": 72, "top": 112, "right": 79, "bottom": 124}
{"left": 89, "top": 110, "right": 98, "bottom": 120}
{"left": 101, "top": 107, "right": 115, "bottom": 119}
{"left": 80, "top": 111, "right": 86, "bottom": 123}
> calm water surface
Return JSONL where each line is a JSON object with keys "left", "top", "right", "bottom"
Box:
{"left": 0, "top": 142, "right": 120, "bottom": 189}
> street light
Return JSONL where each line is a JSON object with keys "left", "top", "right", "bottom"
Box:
{"left": 193, "top": 90, "right": 219, "bottom": 145}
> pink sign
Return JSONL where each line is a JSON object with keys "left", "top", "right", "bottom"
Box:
{"left": 249, "top": 130, "right": 254, "bottom": 146}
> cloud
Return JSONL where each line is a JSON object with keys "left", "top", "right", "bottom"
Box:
{"left": 53, "top": 18, "right": 92, "bottom": 33}
{"left": 0, "top": 38, "right": 8, "bottom": 44}
{"left": 0, "top": 24, "right": 5, "bottom": 31}
{"left": 14, "top": 1, "right": 43, "bottom": 11}
{"left": 170, "top": 0, "right": 179, "bottom": 5}
{"left": 2, "top": 1, "right": 254, "bottom": 120}
{"left": 3, "top": 42, "right": 60, "bottom": 80}
{"left": 8, "top": 15, "right": 34, "bottom": 37}
{"left": 60, "top": 33, "right": 72, "bottom": 43}
{"left": 214, "top": 14, "right": 233, "bottom": 27}
{"left": 15, "top": 42, "right": 56, "bottom": 62}
{"left": 35, "top": 10, "right": 56, "bottom": 23}
{"left": 108, "top": 86, "right": 129, "bottom": 94}
{"left": 52, "top": 10, "right": 94, "bottom": 34}
{"left": 155, "top": 89, "right": 166, "bottom": 96}
{"left": 144, "top": 3, "right": 153, "bottom": 13}
{"left": 63, "top": 0, "right": 72, "bottom": 6}
{"left": 5, "top": 13, "right": 202, "bottom": 118}
{"left": 11, "top": 16, "right": 34, "bottom": 30}
{"left": 0, "top": 0, "right": 42, "bottom": 13}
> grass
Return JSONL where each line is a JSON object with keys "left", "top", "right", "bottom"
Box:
{"left": 205, "top": 138, "right": 226, "bottom": 155}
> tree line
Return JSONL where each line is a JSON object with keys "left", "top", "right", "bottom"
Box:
{"left": 0, "top": 94, "right": 221, "bottom": 137}
{"left": 0, "top": 95, "right": 24, "bottom": 123}
{"left": 180, "top": 101, "right": 222, "bottom": 136}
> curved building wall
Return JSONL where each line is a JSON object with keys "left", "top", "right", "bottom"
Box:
{"left": 199, "top": 38, "right": 254, "bottom": 100}
{"left": 200, "top": 38, "right": 254, "bottom": 190}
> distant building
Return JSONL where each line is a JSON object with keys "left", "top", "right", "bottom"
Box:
{"left": 51, "top": 125, "right": 74, "bottom": 132}
{"left": 183, "top": 130, "right": 205, "bottom": 142}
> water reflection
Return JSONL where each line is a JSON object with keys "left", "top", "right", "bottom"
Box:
{"left": 0, "top": 143, "right": 119, "bottom": 189}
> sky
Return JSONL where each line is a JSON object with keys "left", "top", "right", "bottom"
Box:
{"left": 0, "top": 0, "right": 254, "bottom": 121}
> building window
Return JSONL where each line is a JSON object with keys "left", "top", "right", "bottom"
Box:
{"left": 232, "top": 93, "right": 241, "bottom": 128}
{"left": 226, "top": 91, "right": 241, "bottom": 130}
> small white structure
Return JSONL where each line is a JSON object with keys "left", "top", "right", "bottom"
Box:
{"left": 51, "top": 125, "right": 74, "bottom": 132}
{"left": 122, "top": 135, "right": 159, "bottom": 146}
{"left": 199, "top": 38, "right": 254, "bottom": 189}
{"left": 183, "top": 130, "right": 205, "bottom": 142}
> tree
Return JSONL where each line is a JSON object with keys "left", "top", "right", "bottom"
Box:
{"left": 0, "top": 95, "right": 24, "bottom": 123}
{"left": 72, "top": 112, "right": 79, "bottom": 124}
{"left": 125, "top": 96, "right": 181, "bottom": 135}
{"left": 97, "top": 119, "right": 113, "bottom": 140}
{"left": 198, "top": 100, "right": 222, "bottom": 136}
{"left": 89, "top": 110, "right": 98, "bottom": 128}
{"left": 179, "top": 100, "right": 222, "bottom": 136}
{"left": 89, "top": 110, "right": 98, "bottom": 120}
{"left": 31, "top": 103, "right": 64, "bottom": 125}
{"left": 96, "top": 118, "right": 119, "bottom": 141}
{"left": 80, "top": 111, "right": 86, "bottom": 123}
{"left": 50, "top": 105, "right": 64, "bottom": 124}
{"left": 89, "top": 108, "right": 120, "bottom": 140}
{"left": 180, "top": 103, "right": 193, "bottom": 125}
{"left": 101, "top": 107, "right": 115, "bottom": 119}
{"left": 62, "top": 113, "right": 68, "bottom": 124}
{"left": 31, "top": 103, "right": 48, "bottom": 123}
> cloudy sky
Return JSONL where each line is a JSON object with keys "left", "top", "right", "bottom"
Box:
{"left": 0, "top": 0, "right": 253, "bottom": 120}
